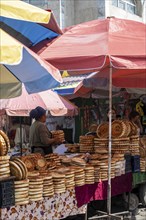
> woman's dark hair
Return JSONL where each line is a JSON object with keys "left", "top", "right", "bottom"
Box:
{"left": 129, "top": 111, "right": 139, "bottom": 120}
{"left": 30, "top": 106, "right": 46, "bottom": 120}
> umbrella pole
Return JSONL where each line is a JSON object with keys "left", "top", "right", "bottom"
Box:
{"left": 88, "top": 66, "right": 129, "bottom": 220}
{"left": 89, "top": 65, "right": 130, "bottom": 220}
{"left": 107, "top": 63, "right": 112, "bottom": 216}
{"left": 19, "top": 117, "right": 22, "bottom": 156}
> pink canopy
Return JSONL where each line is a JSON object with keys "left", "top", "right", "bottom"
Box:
{"left": 0, "top": 87, "right": 78, "bottom": 117}
{"left": 34, "top": 17, "right": 146, "bottom": 88}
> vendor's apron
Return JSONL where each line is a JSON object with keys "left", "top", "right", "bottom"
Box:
{"left": 31, "top": 146, "right": 52, "bottom": 155}
{"left": 31, "top": 132, "right": 53, "bottom": 155}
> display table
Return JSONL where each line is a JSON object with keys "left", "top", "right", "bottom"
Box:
{"left": 0, "top": 173, "right": 133, "bottom": 219}
{"left": 0, "top": 189, "right": 86, "bottom": 220}
{"left": 133, "top": 172, "right": 146, "bottom": 188}
{"left": 75, "top": 173, "right": 132, "bottom": 207}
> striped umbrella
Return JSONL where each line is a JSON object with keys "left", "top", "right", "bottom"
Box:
{"left": 0, "top": 29, "right": 62, "bottom": 99}
{"left": 0, "top": 0, "right": 62, "bottom": 47}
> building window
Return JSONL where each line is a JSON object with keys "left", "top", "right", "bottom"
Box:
{"left": 119, "top": 0, "right": 126, "bottom": 10}
{"left": 112, "top": 0, "right": 136, "bottom": 14}
{"left": 112, "top": 0, "right": 118, "bottom": 7}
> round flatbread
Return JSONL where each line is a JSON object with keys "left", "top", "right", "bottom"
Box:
{"left": 97, "top": 123, "right": 109, "bottom": 138}
{"left": 29, "top": 189, "right": 43, "bottom": 195}
{"left": 29, "top": 190, "right": 43, "bottom": 195}
{"left": 0, "top": 167, "right": 10, "bottom": 172}
{"left": 0, "top": 174, "right": 10, "bottom": 179}
{"left": 13, "top": 160, "right": 26, "bottom": 180}
{"left": 43, "top": 186, "right": 54, "bottom": 190}
{"left": 29, "top": 192, "right": 43, "bottom": 196}
{"left": 28, "top": 171, "right": 40, "bottom": 177}
{"left": 14, "top": 179, "right": 29, "bottom": 185}
{"left": 29, "top": 181, "right": 43, "bottom": 185}
{"left": 35, "top": 158, "right": 47, "bottom": 170}
{"left": 21, "top": 157, "right": 35, "bottom": 171}
{"left": 0, "top": 163, "right": 9, "bottom": 168}
{"left": 9, "top": 161, "right": 23, "bottom": 180}
{"left": 15, "top": 192, "right": 29, "bottom": 197}
{"left": 112, "top": 120, "right": 126, "bottom": 138}
{"left": 29, "top": 177, "right": 43, "bottom": 182}
{"left": 43, "top": 188, "right": 54, "bottom": 193}
{"left": 54, "top": 189, "right": 65, "bottom": 193}
{"left": 14, "top": 184, "right": 29, "bottom": 189}
{"left": 15, "top": 197, "right": 29, "bottom": 202}
{"left": 15, "top": 200, "right": 29, "bottom": 205}
{"left": 13, "top": 158, "right": 28, "bottom": 178}
{"left": 15, "top": 188, "right": 28, "bottom": 194}
{"left": 0, "top": 130, "right": 10, "bottom": 154}
{"left": 43, "top": 193, "right": 54, "bottom": 197}
{"left": 0, "top": 135, "right": 7, "bottom": 156}
{"left": 0, "top": 160, "right": 9, "bottom": 165}
{"left": 43, "top": 183, "right": 53, "bottom": 188}
{"left": 29, "top": 194, "right": 43, "bottom": 198}
{"left": 0, "top": 155, "right": 10, "bottom": 161}
{"left": 43, "top": 176, "right": 53, "bottom": 181}
{"left": 29, "top": 186, "right": 43, "bottom": 190}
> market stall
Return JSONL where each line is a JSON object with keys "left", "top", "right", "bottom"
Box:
{"left": 1, "top": 116, "right": 144, "bottom": 220}
{"left": 0, "top": 86, "right": 78, "bottom": 157}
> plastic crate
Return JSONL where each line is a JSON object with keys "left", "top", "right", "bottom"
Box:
{"left": 0, "top": 177, "right": 15, "bottom": 208}
{"left": 131, "top": 155, "right": 140, "bottom": 173}
{"left": 124, "top": 154, "right": 132, "bottom": 173}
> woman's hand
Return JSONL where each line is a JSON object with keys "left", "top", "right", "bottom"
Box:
{"left": 54, "top": 137, "right": 62, "bottom": 145}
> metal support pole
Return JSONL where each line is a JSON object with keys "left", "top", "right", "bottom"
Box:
{"left": 88, "top": 65, "right": 130, "bottom": 220}
{"left": 19, "top": 117, "right": 22, "bottom": 156}
{"left": 107, "top": 64, "right": 113, "bottom": 216}
{"left": 85, "top": 205, "right": 88, "bottom": 220}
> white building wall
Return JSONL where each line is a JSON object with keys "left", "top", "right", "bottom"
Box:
{"left": 73, "top": 0, "right": 105, "bottom": 25}
{"left": 64, "top": 0, "right": 75, "bottom": 27}
{"left": 142, "top": 0, "right": 146, "bottom": 23}
{"left": 106, "top": 0, "right": 143, "bottom": 23}
{"left": 23, "top": 0, "right": 145, "bottom": 26}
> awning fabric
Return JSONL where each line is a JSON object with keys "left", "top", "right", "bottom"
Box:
{"left": 0, "top": 29, "right": 62, "bottom": 99}
{"left": 0, "top": 0, "right": 51, "bottom": 23}
{"left": 0, "top": 0, "right": 61, "bottom": 47}
{"left": 0, "top": 86, "right": 78, "bottom": 117}
{"left": 36, "top": 17, "right": 146, "bottom": 89}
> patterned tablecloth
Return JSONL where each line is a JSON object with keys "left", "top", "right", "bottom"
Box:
{"left": 0, "top": 189, "right": 86, "bottom": 220}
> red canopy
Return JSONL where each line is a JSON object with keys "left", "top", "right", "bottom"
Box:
{"left": 0, "top": 86, "right": 78, "bottom": 117}
{"left": 35, "top": 17, "right": 146, "bottom": 88}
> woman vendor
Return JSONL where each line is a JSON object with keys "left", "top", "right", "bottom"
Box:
{"left": 129, "top": 111, "right": 143, "bottom": 135}
{"left": 29, "top": 106, "right": 61, "bottom": 155}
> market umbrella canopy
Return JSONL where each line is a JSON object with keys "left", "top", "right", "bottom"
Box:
{"left": 0, "top": 0, "right": 62, "bottom": 47}
{"left": 0, "top": 86, "right": 78, "bottom": 117}
{"left": 0, "top": 29, "right": 62, "bottom": 99}
{"left": 36, "top": 17, "right": 146, "bottom": 88}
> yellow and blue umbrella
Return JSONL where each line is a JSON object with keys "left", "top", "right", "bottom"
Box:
{"left": 0, "top": 29, "right": 62, "bottom": 99}
{"left": 0, "top": 0, "right": 61, "bottom": 47}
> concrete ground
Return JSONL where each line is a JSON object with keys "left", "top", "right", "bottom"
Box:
{"left": 130, "top": 208, "right": 146, "bottom": 220}
{"left": 63, "top": 205, "right": 146, "bottom": 220}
